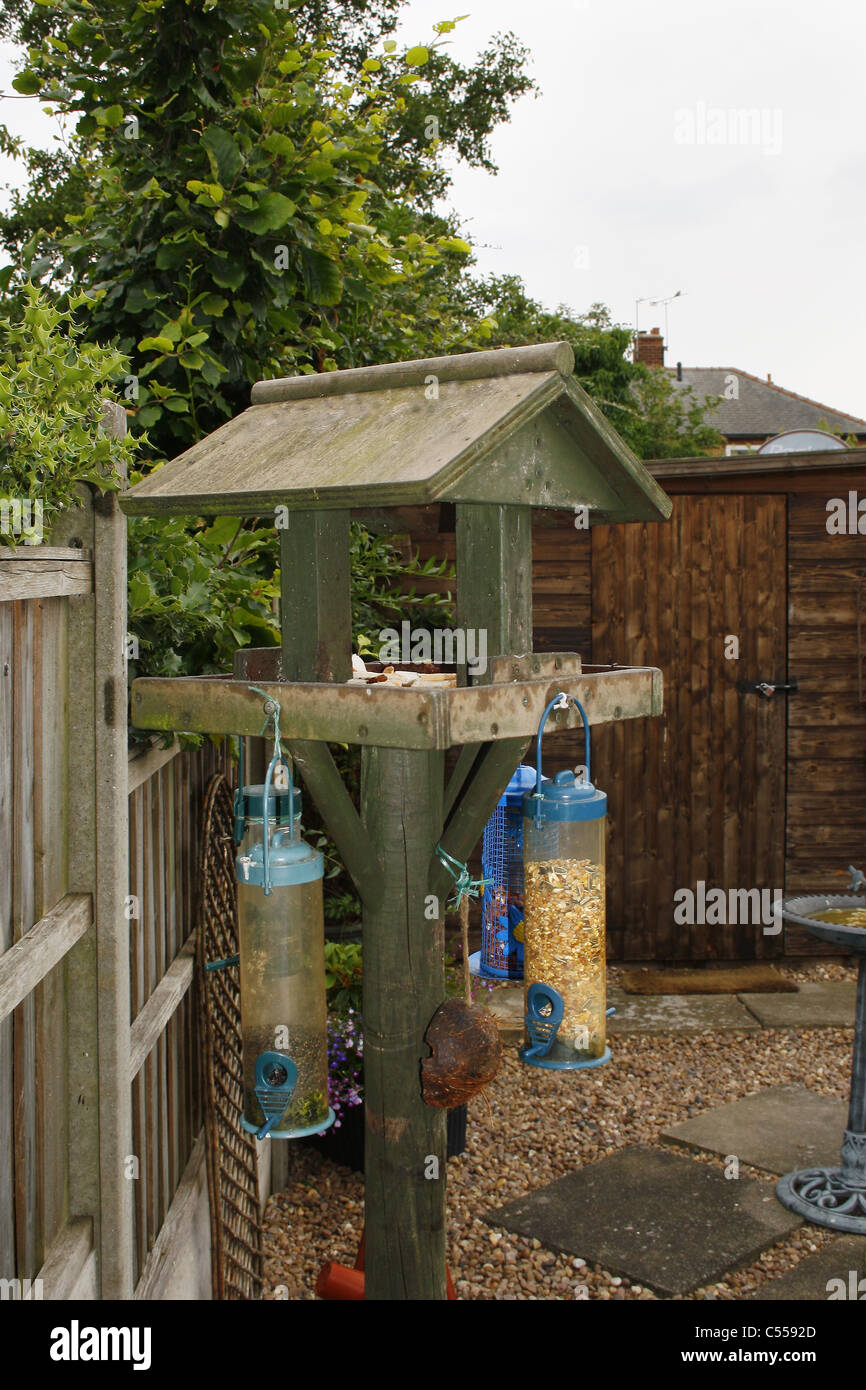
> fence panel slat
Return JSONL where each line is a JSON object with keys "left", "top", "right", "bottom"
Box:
{"left": 35, "top": 1216, "right": 94, "bottom": 1300}
{"left": 156, "top": 769, "right": 170, "bottom": 1231}
{"left": 166, "top": 762, "right": 181, "bottom": 1196}
{"left": 128, "top": 937, "right": 196, "bottom": 1083}
{"left": 35, "top": 597, "right": 70, "bottom": 1254}
{"left": 0, "top": 599, "right": 14, "bottom": 1276}
{"left": 0, "top": 556, "right": 92, "bottom": 603}
{"left": 12, "top": 598, "right": 39, "bottom": 1277}
{"left": 144, "top": 776, "right": 158, "bottom": 1261}
{"left": 129, "top": 786, "right": 147, "bottom": 1284}
{"left": 0, "top": 895, "right": 91, "bottom": 1021}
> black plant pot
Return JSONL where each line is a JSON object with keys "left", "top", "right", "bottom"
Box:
{"left": 305, "top": 1102, "right": 467, "bottom": 1175}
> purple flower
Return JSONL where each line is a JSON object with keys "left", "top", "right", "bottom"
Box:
{"left": 326, "top": 1010, "right": 365, "bottom": 1120}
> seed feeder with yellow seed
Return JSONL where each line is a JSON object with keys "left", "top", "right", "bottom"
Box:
{"left": 521, "top": 693, "right": 612, "bottom": 1071}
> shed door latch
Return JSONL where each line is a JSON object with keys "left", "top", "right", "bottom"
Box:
{"left": 738, "top": 677, "right": 799, "bottom": 698}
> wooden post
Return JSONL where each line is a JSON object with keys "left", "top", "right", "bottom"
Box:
{"left": 280, "top": 512, "right": 352, "bottom": 683}
{"left": 54, "top": 490, "right": 104, "bottom": 1283}
{"left": 456, "top": 503, "right": 533, "bottom": 682}
{"left": 93, "top": 407, "right": 134, "bottom": 1297}
{"left": 361, "top": 504, "right": 533, "bottom": 1299}
{"left": 361, "top": 746, "right": 446, "bottom": 1300}
{"left": 275, "top": 513, "right": 351, "bottom": 1191}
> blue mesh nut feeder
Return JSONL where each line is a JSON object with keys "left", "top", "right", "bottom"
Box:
{"left": 519, "top": 693, "right": 612, "bottom": 1072}
{"left": 470, "top": 763, "right": 537, "bottom": 981}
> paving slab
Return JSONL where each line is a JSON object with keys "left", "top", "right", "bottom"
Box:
{"left": 661, "top": 1086, "right": 849, "bottom": 1175}
{"left": 747, "top": 1236, "right": 866, "bottom": 1300}
{"left": 486, "top": 979, "right": 855, "bottom": 1038}
{"left": 488, "top": 1145, "right": 800, "bottom": 1296}
{"left": 485, "top": 984, "right": 524, "bottom": 1042}
{"left": 607, "top": 986, "right": 759, "bottom": 1033}
{"left": 739, "top": 980, "right": 857, "bottom": 1030}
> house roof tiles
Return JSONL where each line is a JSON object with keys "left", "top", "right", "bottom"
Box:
{"left": 670, "top": 367, "right": 866, "bottom": 439}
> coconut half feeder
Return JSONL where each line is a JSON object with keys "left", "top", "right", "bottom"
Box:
{"left": 422, "top": 998, "right": 503, "bottom": 1108}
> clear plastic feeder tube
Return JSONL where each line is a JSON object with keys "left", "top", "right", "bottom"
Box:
{"left": 237, "top": 869, "right": 330, "bottom": 1136}
{"left": 522, "top": 813, "right": 606, "bottom": 1063}
{"left": 235, "top": 758, "right": 333, "bottom": 1139}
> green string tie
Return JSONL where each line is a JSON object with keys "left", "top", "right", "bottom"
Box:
{"left": 435, "top": 844, "right": 490, "bottom": 910}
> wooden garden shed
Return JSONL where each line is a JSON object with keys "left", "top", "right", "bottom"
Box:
{"left": 397, "top": 444, "right": 866, "bottom": 963}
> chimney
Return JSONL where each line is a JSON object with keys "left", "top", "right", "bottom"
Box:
{"left": 634, "top": 326, "right": 665, "bottom": 367}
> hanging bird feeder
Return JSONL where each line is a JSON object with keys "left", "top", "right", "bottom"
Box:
{"left": 233, "top": 697, "right": 335, "bottom": 1140}
{"left": 471, "top": 764, "right": 537, "bottom": 981}
{"left": 520, "top": 693, "right": 611, "bottom": 1071}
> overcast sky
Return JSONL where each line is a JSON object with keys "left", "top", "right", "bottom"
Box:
{"left": 2, "top": 0, "right": 865, "bottom": 418}
{"left": 397, "top": 0, "right": 866, "bottom": 420}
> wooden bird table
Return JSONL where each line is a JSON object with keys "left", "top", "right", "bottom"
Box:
{"left": 121, "top": 341, "right": 671, "bottom": 1300}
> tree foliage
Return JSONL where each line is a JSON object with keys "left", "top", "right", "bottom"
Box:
{"left": 0, "top": 283, "right": 137, "bottom": 543}
{"left": 0, "top": 3, "right": 718, "bottom": 464}
{"left": 126, "top": 511, "right": 454, "bottom": 681}
{"left": 463, "top": 275, "right": 724, "bottom": 459}
{"left": 0, "top": 3, "right": 471, "bottom": 456}
{"left": 0, "top": 2, "right": 536, "bottom": 460}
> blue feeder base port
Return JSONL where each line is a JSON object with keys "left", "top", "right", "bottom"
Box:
{"left": 519, "top": 1044, "right": 612, "bottom": 1072}
{"left": 242, "top": 1106, "right": 336, "bottom": 1140}
{"left": 468, "top": 949, "right": 522, "bottom": 982}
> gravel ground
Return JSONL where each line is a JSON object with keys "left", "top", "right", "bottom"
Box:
{"left": 262, "top": 966, "right": 857, "bottom": 1301}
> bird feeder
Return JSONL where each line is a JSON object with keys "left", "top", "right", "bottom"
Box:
{"left": 521, "top": 694, "right": 610, "bottom": 1070}
{"left": 234, "top": 723, "right": 335, "bottom": 1140}
{"left": 472, "top": 763, "right": 536, "bottom": 980}
{"left": 120, "top": 340, "right": 670, "bottom": 1298}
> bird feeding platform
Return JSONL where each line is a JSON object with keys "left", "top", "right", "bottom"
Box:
{"left": 121, "top": 341, "right": 671, "bottom": 1301}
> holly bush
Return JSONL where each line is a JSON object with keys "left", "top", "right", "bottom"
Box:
{"left": 0, "top": 282, "right": 137, "bottom": 544}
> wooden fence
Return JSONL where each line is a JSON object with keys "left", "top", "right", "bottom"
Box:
{"left": 0, "top": 476, "right": 232, "bottom": 1299}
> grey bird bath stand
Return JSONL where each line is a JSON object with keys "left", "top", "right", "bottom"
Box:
{"left": 776, "top": 895, "right": 866, "bottom": 1234}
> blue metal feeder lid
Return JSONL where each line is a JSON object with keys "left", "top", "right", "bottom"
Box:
{"left": 498, "top": 763, "right": 539, "bottom": 809}
{"left": 523, "top": 769, "right": 607, "bottom": 822}
{"left": 236, "top": 828, "right": 323, "bottom": 887}
{"left": 240, "top": 783, "right": 302, "bottom": 822}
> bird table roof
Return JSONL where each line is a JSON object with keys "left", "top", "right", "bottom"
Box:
{"left": 120, "top": 341, "right": 672, "bottom": 523}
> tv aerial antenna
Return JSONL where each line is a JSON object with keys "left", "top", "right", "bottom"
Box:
{"left": 634, "top": 289, "right": 685, "bottom": 349}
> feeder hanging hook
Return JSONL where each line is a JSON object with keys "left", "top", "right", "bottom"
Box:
{"left": 246, "top": 686, "right": 294, "bottom": 897}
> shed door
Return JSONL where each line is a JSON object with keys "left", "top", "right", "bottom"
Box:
{"left": 591, "top": 494, "right": 788, "bottom": 961}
